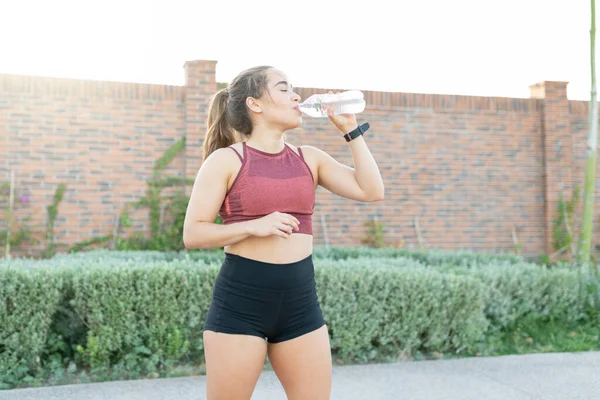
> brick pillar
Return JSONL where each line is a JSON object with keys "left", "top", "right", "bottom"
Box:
{"left": 183, "top": 60, "right": 217, "bottom": 187}
{"left": 530, "top": 81, "right": 572, "bottom": 254}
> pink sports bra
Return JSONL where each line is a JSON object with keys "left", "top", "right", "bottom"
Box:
{"left": 219, "top": 142, "right": 315, "bottom": 235}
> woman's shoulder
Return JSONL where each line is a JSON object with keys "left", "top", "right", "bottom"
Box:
{"left": 287, "top": 143, "right": 327, "bottom": 158}
{"left": 285, "top": 143, "right": 331, "bottom": 172}
{"left": 202, "top": 145, "right": 244, "bottom": 172}
{"left": 228, "top": 142, "right": 244, "bottom": 154}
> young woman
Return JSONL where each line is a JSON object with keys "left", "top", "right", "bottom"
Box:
{"left": 183, "top": 65, "right": 384, "bottom": 400}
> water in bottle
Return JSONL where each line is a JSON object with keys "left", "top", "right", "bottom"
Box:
{"left": 298, "top": 90, "right": 366, "bottom": 118}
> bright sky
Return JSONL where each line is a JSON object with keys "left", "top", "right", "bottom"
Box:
{"left": 0, "top": 0, "right": 593, "bottom": 100}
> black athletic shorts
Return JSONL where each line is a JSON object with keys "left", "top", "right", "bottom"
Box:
{"left": 203, "top": 252, "right": 326, "bottom": 343}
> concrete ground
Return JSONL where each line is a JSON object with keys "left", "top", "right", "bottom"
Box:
{"left": 1, "top": 351, "right": 599, "bottom": 400}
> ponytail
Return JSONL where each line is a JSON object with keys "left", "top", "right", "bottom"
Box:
{"left": 203, "top": 88, "right": 237, "bottom": 160}
{"left": 202, "top": 66, "right": 272, "bottom": 160}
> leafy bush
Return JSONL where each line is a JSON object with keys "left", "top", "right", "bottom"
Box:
{"left": 312, "top": 246, "right": 526, "bottom": 265}
{"left": 315, "top": 257, "right": 488, "bottom": 361}
{"left": 0, "top": 265, "right": 63, "bottom": 388}
{"left": 0, "top": 248, "right": 594, "bottom": 389}
{"left": 55, "top": 245, "right": 526, "bottom": 266}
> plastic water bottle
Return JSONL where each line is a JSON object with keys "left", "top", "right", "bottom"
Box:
{"left": 298, "top": 90, "right": 366, "bottom": 118}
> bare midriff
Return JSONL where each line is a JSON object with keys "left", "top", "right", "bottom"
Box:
{"left": 224, "top": 233, "right": 313, "bottom": 264}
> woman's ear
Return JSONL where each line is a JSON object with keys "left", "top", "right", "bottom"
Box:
{"left": 246, "top": 97, "right": 262, "bottom": 113}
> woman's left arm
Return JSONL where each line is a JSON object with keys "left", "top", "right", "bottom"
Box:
{"left": 303, "top": 106, "right": 385, "bottom": 202}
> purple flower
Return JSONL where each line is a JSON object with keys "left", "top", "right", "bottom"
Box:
{"left": 19, "top": 195, "right": 30, "bottom": 203}
{"left": 2, "top": 189, "right": 8, "bottom": 195}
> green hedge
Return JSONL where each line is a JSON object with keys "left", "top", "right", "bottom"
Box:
{"left": 0, "top": 265, "right": 63, "bottom": 385}
{"left": 44, "top": 245, "right": 527, "bottom": 266}
{"left": 0, "top": 248, "right": 593, "bottom": 389}
{"left": 312, "top": 246, "right": 526, "bottom": 265}
{"left": 460, "top": 263, "right": 590, "bottom": 331}
{"left": 70, "top": 259, "right": 218, "bottom": 373}
{"left": 314, "top": 258, "right": 488, "bottom": 361}
{"left": 374, "top": 258, "right": 592, "bottom": 331}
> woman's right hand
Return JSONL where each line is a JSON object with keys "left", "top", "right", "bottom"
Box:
{"left": 246, "top": 212, "right": 300, "bottom": 239}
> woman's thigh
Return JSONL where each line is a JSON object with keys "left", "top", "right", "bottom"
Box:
{"left": 203, "top": 330, "right": 268, "bottom": 400}
{"left": 267, "top": 325, "right": 332, "bottom": 400}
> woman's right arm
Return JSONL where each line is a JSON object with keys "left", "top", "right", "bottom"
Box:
{"left": 182, "top": 149, "right": 300, "bottom": 249}
{"left": 183, "top": 149, "right": 251, "bottom": 249}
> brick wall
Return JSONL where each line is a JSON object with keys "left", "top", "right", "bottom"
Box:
{"left": 1, "top": 70, "right": 189, "bottom": 255}
{"left": 291, "top": 87, "right": 547, "bottom": 256}
{"left": 0, "top": 60, "right": 595, "bottom": 258}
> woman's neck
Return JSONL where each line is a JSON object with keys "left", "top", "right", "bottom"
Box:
{"left": 245, "top": 128, "right": 286, "bottom": 153}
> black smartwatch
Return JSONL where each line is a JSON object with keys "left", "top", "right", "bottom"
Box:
{"left": 343, "top": 122, "right": 370, "bottom": 142}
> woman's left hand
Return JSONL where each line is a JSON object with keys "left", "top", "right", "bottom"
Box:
{"left": 325, "top": 91, "right": 358, "bottom": 134}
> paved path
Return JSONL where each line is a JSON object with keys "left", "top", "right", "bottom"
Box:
{"left": 1, "top": 351, "right": 599, "bottom": 399}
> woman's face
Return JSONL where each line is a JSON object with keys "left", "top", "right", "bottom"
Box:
{"left": 253, "top": 69, "right": 303, "bottom": 131}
